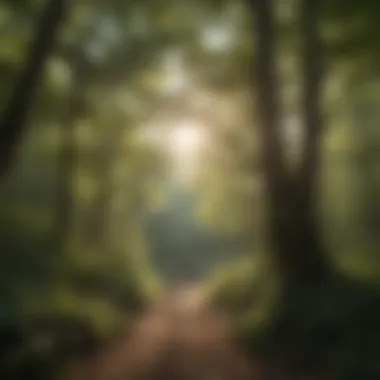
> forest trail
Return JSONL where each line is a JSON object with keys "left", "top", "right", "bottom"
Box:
{"left": 68, "top": 285, "right": 259, "bottom": 380}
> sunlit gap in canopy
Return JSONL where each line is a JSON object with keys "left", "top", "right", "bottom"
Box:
{"left": 140, "top": 115, "right": 208, "bottom": 186}
{"left": 168, "top": 118, "right": 207, "bottom": 183}
{"left": 139, "top": 48, "right": 211, "bottom": 186}
{"left": 169, "top": 120, "right": 204, "bottom": 157}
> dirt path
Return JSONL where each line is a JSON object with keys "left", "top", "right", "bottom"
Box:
{"left": 67, "top": 286, "right": 258, "bottom": 380}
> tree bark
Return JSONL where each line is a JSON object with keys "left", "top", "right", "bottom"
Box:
{"left": 250, "top": 0, "right": 285, "bottom": 188}
{"left": 0, "top": 0, "right": 68, "bottom": 183}
{"left": 295, "top": 0, "right": 329, "bottom": 280}
{"left": 251, "top": 0, "right": 329, "bottom": 287}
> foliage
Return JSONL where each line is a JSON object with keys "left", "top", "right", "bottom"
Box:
{"left": 1, "top": 0, "right": 380, "bottom": 379}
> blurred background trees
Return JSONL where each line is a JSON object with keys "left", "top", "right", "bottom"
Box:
{"left": 0, "top": 0, "right": 379, "bottom": 379}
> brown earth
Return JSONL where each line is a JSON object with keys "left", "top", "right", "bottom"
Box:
{"left": 66, "top": 286, "right": 260, "bottom": 380}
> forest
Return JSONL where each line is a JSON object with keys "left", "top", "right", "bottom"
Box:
{"left": 0, "top": 0, "right": 379, "bottom": 379}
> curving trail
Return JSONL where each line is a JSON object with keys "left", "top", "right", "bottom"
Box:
{"left": 67, "top": 286, "right": 259, "bottom": 380}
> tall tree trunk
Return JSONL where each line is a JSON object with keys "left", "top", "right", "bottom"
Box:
{"left": 250, "top": 0, "right": 288, "bottom": 284}
{"left": 0, "top": 0, "right": 68, "bottom": 183}
{"left": 251, "top": 0, "right": 285, "bottom": 186}
{"left": 295, "top": 0, "right": 329, "bottom": 280}
{"left": 274, "top": 0, "right": 329, "bottom": 285}
{"left": 251, "top": 0, "right": 329, "bottom": 287}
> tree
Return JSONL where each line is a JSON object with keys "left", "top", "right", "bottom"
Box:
{"left": 0, "top": 0, "right": 68, "bottom": 183}
{"left": 250, "top": 0, "right": 329, "bottom": 288}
